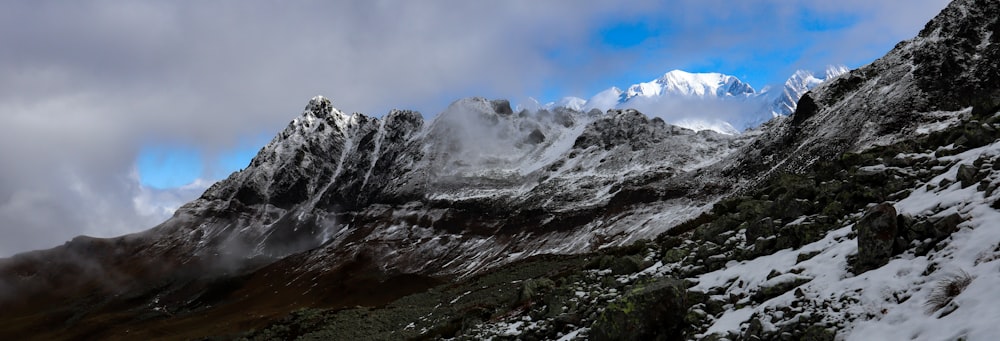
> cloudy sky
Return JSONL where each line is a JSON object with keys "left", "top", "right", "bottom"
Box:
{"left": 0, "top": 0, "right": 949, "bottom": 256}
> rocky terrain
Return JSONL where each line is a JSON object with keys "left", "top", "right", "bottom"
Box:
{"left": 0, "top": 0, "right": 998, "bottom": 339}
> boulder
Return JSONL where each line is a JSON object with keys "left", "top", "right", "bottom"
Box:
{"left": 609, "top": 256, "right": 643, "bottom": 275}
{"left": 745, "top": 217, "right": 775, "bottom": 242}
{"left": 518, "top": 278, "right": 556, "bottom": 303}
{"left": 957, "top": 164, "right": 979, "bottom": 188}
{"left": 856, "top": 203, "right": 898, "bottom": 272}
{"left": 896, "top": 212, "right": 963, "bottom": 255}
{"left": 930, "top": 213, "right": 963, "bottom": 237}
{"left": 780, "top": 199, "right": 814, "bottom": 220}
{"left": 590, "top": 278, "right": 688, "bottom": 341}
{"left": 751, "top": 274, "right": 812, "bottom": 302}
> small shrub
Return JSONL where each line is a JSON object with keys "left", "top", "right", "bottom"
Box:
{"left": 925, "top": 270, "right": 973, "bottom": 314}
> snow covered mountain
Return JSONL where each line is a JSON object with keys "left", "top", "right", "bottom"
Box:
{"left": 768, "top": 65, "right": 850, "bottom": 118}
{"left": 170, "top": 96, "right": 744, "bottom": 277}
{"left": 622, "top": 70, "right": 756, "bottom": 101}
{"left": 546, "top": 66, "right": 848, "bottom": 134}
{"left": 0, "top": 95, "right": 752, "bottom": 338}
{"left": 0, "top": 0, "right": 997, "bottom": 339}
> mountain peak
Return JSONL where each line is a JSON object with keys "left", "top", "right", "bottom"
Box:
{"left": 306, "top": 95, "right": 334, "bottom": 118}
{"left": 823, "top": 65, "right": 850, "bottom": 79}
{"left": 767, "top": 65, "right": 849, "bottom": 119}
{"left": 659, "top": 69, "right": 726, "bottom": 82}
{"left": 785, "top": 65, "right": 848, "bottom": 86}
{"left": 623, "top": 70, "right": 755, "bottom": 102}
{"left": 564, "top": 66, "right": 849, "bottom": 135}
{"left": 660, "top": 70, "right": 755, "bottom": 96}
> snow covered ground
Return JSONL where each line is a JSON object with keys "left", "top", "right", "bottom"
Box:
{"left": 688, "top": 140, "right": 1000, "bottom": 340}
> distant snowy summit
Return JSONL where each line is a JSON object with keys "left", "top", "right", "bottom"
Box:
{"left": 622, "top": 70, "right": 756, "bottom": 100}
{"left": 531, "top": 65, "right": 849, "bottom": 134}
{"left": 770, "top": 66, "right": 850, "bottom": 118}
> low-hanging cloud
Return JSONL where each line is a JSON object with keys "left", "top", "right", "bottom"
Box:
{"left": 0, "top": 0, "right": 949, "bottom": 256}
{"left": 621, "top": 96, "right": 767, "bottom": 134}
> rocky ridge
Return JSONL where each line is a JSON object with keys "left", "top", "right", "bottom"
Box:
{"left": 0, "top": 91, "right": 750, "bottom": 339}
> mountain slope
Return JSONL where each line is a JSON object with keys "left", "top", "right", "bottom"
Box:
{"left": 0, "top": 96, "right": 750, "bottom": 339}
{"left": 183, "top": 97, "right": 745, "bottom": 278}
{"left": 0, "top": 0, "right": 996, "bottom": 339}
{"left": 244, "top": 0, "right": 1000, "bottom": 339}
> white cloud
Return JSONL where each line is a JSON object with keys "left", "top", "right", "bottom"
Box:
{"left": 132, "top": 178, "right": 209, "bottom": 221}
{"left": 618, "top": 96, "right": 761, "bottom": 134}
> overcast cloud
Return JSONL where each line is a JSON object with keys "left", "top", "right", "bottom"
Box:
{"left": 0, "top": 0, "right": 948, "bottom": 256}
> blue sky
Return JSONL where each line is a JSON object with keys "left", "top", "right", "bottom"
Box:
{"left": 138, "top": 133, "right": 272, "bottom": 189}
{"left": 0, "top": 0, "right": 950, "bottom": 255}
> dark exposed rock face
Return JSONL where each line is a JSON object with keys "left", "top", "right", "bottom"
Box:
{"left": 912, "top": 0, "right": 1000, "bottom": 111}
{"left": 790, "top": 93, "right": 818, "bottom": 126}
{"left": 490, "top": 99, "right": 514, "bottom": 116}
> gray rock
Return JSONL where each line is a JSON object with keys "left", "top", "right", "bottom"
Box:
{"left": 610, "top": 256, "right": 643, "bottom": 275}
{"left": 746, "top": 217, "right": 776, "bottom": 242}
{"left": 743, "top": 317, "right": 766, "bottom": 340}
{"left": 896, "top": 212, "right": 963, "bottom": 255}
{"left": 589, "top": 278, "right": 688, "bottom": 341}
{"left": 957, "top": 164, "right": 979, "bottom": 188}
{"left": 519, "top": 278, "right": 556, "bottom": 303}
{"left": 752, "top": 276, "right": 811, "bottom": 302}
{"left": 856, "top": 203, "right": 898, "bottom": 272}
{"left": 931, "top": 213, "right": 963, "bottom": 237}
{"left": 490, "top": 99, "right": 513, "bottom": 116}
